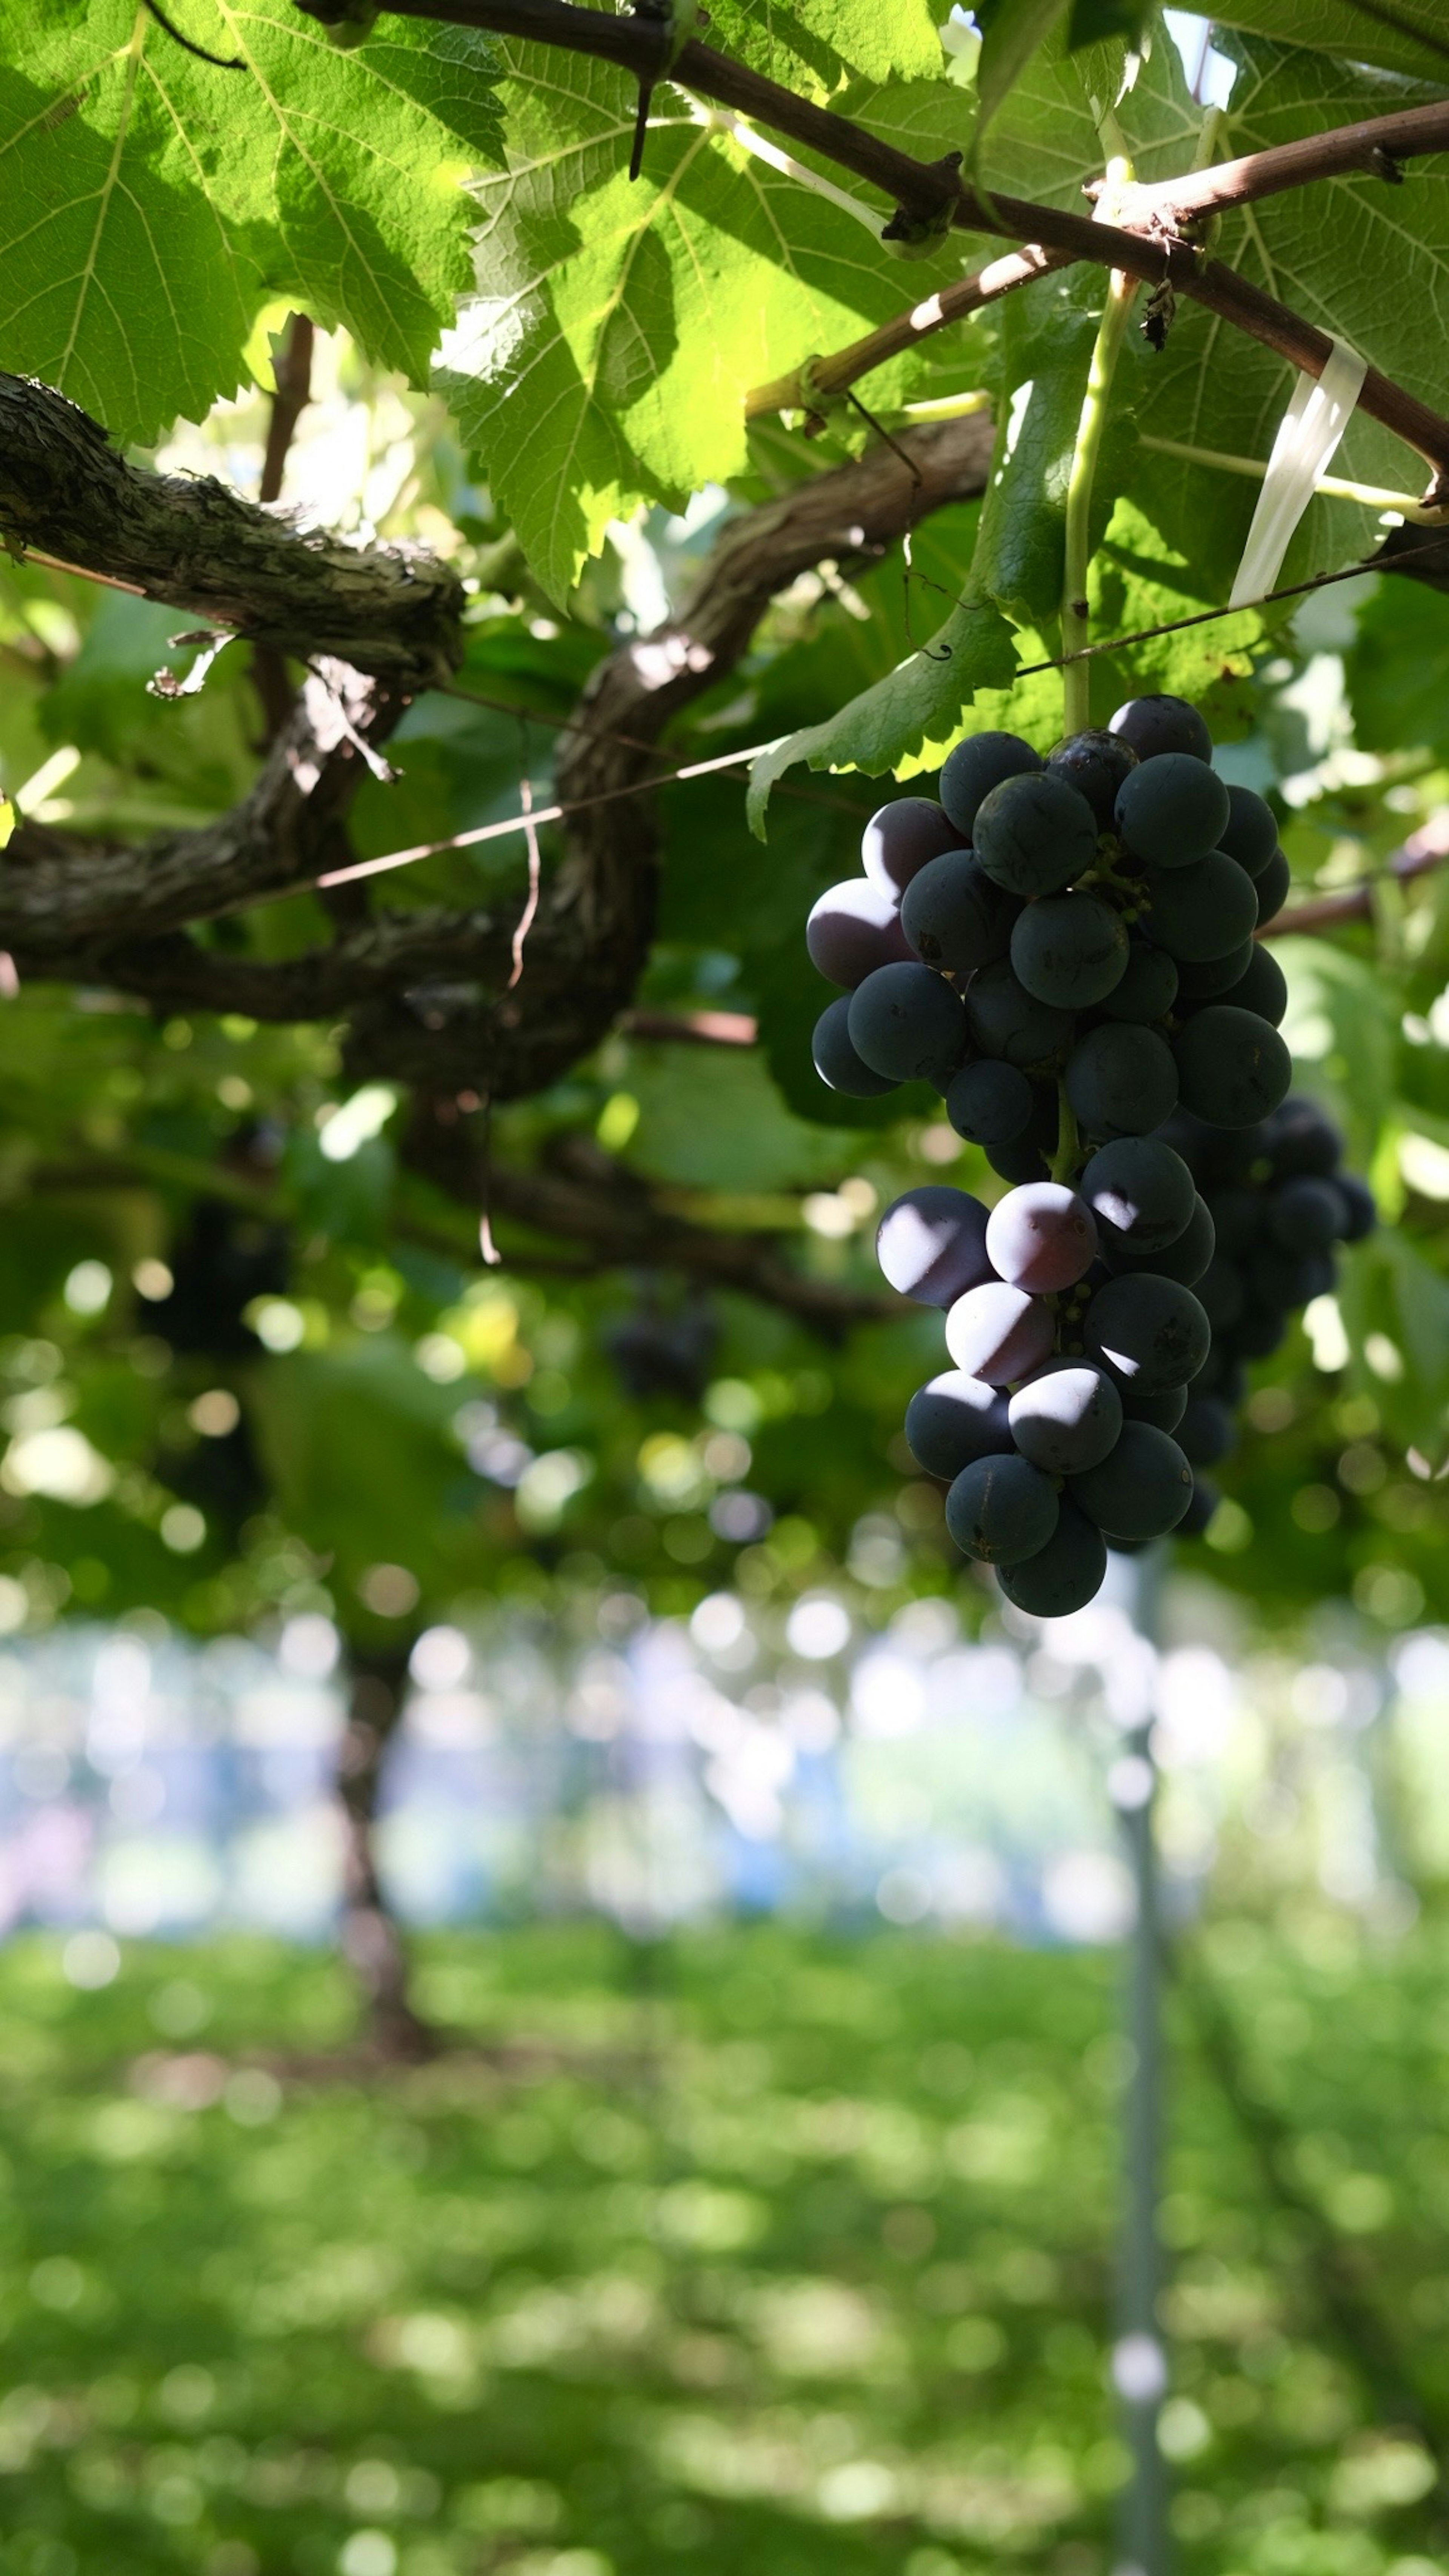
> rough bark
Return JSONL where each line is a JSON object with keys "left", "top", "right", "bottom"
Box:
{"left": 0, "top": 373, "right": 463, "bottom": 690}
{"left": 336, "top": 1645, "right": 438, "bottom": 2061}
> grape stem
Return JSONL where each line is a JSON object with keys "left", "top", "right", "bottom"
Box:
{"left": 1050, "top": 1086, "right": 1080, "bottom": 1189}
{"left": 1060, "top": 254, "right": 1137, "bottom": 734}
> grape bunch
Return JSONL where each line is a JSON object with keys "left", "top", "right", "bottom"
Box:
{"left": 803, "top": 691, "right": 1347, "bottom": 1616}
{"left": 1161, "top": 1095, "right": 1375, "bottom": 1531}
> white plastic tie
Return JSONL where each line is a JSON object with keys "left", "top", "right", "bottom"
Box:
{"left": 1227, "top": 336, "right": 1368, "bottom": 608}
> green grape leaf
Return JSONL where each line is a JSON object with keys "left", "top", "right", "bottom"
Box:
{"left": 701, "top": 0, "right": 948, "bottom": 93}
{"left": 973, "top": 0, "right": 1073, "bottom": 154}
{"left": 1204, "top": 0, "right": 1449, "bottom": 83}
{"left": 0, "top": 0, "right": 502, "bottom": 442}
{"left": 746, "top": 591, "right": 1018, "bottom": 830}
{"left": 1066, "top": 0, "right": 1154, "bottom": 43}
{"left": 442, "top": 46, "right": 965, "bottom": 602}
{"left": 1124, "top": 34, "right": 1449, "bottom": 598}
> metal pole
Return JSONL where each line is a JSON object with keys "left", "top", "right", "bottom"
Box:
{"left": 1105, "top": 1550, "right": 1169, "bottom": 2576}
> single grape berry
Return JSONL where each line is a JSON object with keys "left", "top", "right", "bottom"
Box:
{"left": 946, "top": 1058, "right": 1033, "bottom": 1148}
{"left": 964, "top": 960, "right": 1076, "bottom": 1067}
{"left": 1009, "top": 1359, "right": 1123, "bottom": 1475}
{"left": 806, "top": 879, "right": 913, "bottom": 987}
{"left": 901, "top": 849, "right": 1020, "bottom": 971}
{"left": 938, "top": 731, "right": 1044, "bottom": 837}
{"left": 1047, "top": 727, "right": 1138, "bottom": 827}
{"left": 1010, "top": 891, "right": 1128, "bottom": 1009}
{"left": 1097, "top": 941, "right": 1179, "bottom": 1025}
{"left": 945, "top": 1452, "right": 1060, "bottom": 1564}
{"left": 986, "top": 1181, "right": 1097, "bottom": 1293}
{"left": 1254, "top": 846, "right": 1291, "bottom": 925}
{"left": 1118, "top": 1381, "right": 1188, "bottom": 1432}
{"left": 1080, "top": 1137, "right": 1195, "bottom": 1251}
{"left": 1175, "top": 940, "right": 1256, "bottom": 1000}
{"left": 1264, "top": 1098, "right": 1341, "bottom": 1178}
{"left": 861, "top": 797, "right": 966, "bottom": 896}
{"left": 1218, "top": 784, "right": 1279, "bottom": 877}
{"left": 1084, "top": 1271, "right": 1212, "bottom": 1393}
{"left": 1108, "top": 694, "right": 1213, "bottom": 764}
{"left": 945, "top": 1281, "right": 1055, "bottom": 1385}
{"left": 848, "top": 963, "right": 968, "bottom": 1084}
{"left": 1178, "top": 1396, "right": 1235, "bottom": 1467}
{"left": 1068, "top": 1422, "right": 1194, "bottom": 1540}
{"left": 1140, "top": 852, "right": 1259, "bottom": 961}
{"left": 1270, "top": 1175, "right": 1344, "bottom": 1255}
{"left": 876, "top": 1186, "right": 992, "bottom": 1306}
{"left": 904, "top": 1372, "right": 1014, "bottom": 1479}
{"left": 974, "top": 773, "right": 1099, "bottom": 899}
{"left": 1333, "top": 1173, "right": 1376, "bottom": 1241}
{"left": 1115, "top": 754, "right": 1230, "bottom": 868}
{"left": 1065, "top": 1023, "right": 1179, "bottom": 1140}
{"left": 811, "top": 995, "right": 899, "bottom": 1098}
{"left": 1218, "top": 943, "right": 1288, "bottom": 1027}
{"left": 997, "top": 1501, "right": 1108, "bottom": 1617}
{"left": 1174, "top": 1006, "right": 1291, "bottom": 1127}
{"left": 1101, "top": 1194, "right": 1215, "bottom": 1288}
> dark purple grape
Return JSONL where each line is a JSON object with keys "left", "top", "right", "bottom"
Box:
{"left": 901, "top": 849, "right": 1020, "bottom": 971}
{"left": 848, "top": 963, "right": 968, "bottom": 1083}
{"left": 1333, "top": 1173, "right": 1376, "bottom": 1240}
{"left": 997, "top": 1501, "right": 1107, "bottom": 1616}
{"left": 946, "top": 1058, "right": 1033, "bottom": 1149}
{"left": 1264, "top": 1098, "right": 1341, "bottom": 1179}
{"left": 1108, "top": 695, "right": 1213, "bottom": 763}
{"left": 876, "top": 1186, "right": 992, "bottom": 1306}
{"left": 1080, "top": 1137, "right": 1194, "bottom": 1251}
{"left": 944, "top": 1282, "right": 1055, "bottom": 1385}
{"left": 812, "top": 996, "right": 898, "bottom": 1098}
{"left": 806, "top": 879, "right": 912, "bottom": 987}
{"left": 1084, "top": 1272, "right": 1211, "bottom": 1393}
{"left": 1009, "top": 1359, "right": 1122, "bottom": 1475}
{"left": 1101, "top": 1195, "right": 1215, "bottom": 1288}
{"left": 1270, "top": 1175, "right": 1344, "bottom": 1255}
{"left": 1065, "top": 1023, "right": 1179, "bottom": 1141}
{"left": 1097, "top": 941, "right": 1179, "bottom": 1024}
{"left": 964, "top": 960, "right": 1075, "bottom": 1067}
{"left": 1115, "top": 754, "right": 1230, "bottom": 867}
{"left": 904, "top": 1372, "right": 1013, "bottom": 1479}
{"left": 945, "top": 1452, "right": 1060, "bottom": 1564}
{"left": 973, "top": 774, "right": 1098, "bottom": 899}
{"left": 1118, "top": 1381, "right": 1188, "bottom": 1432}
{"left": 1175, "top": 940, "right": 1256, "bottom": 999}
{"left": 1010, "top": 892, "right": 1128, "bottom": 1009}
{"left": 1178, "top": 1396, "right": 1235, "bottom": 1467}
{"left": 986, "top": 1182, "right": 1097, "bottom": 1293}
{"left": 1218, "top": 784, "right": 1279, "bottom": 877}
{"left": 1141, "top": 853, "right": 1259, "bottom": 962}
{"left": 938, "top": 731, "right": 1044, "bottom": 837}
{"left": 1175, "top": 1006, "right": 1291, "bottom": 1127}
{"left": 1068, "top": 1422, "right": 1194, "bottom": 1540}
{"left": 1254, "top": 846, "right": 1291, "bottom": 925}
{"left": 1218, "top": 943, "right": 1287, "bottom": 1027}
{"left": 1047, "top": 727, "right": 1138, "bottom": 827}
{"left": 861, "top": 797, "right": 966, "bottom": 896}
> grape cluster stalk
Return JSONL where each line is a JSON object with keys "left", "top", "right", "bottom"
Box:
{"left": 806, "top": 694, "right": 1375, "bottom": 1616}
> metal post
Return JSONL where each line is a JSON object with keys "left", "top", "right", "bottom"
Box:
{"left": 1104, "top": 1550, "right": 1169, "bottom": 2576}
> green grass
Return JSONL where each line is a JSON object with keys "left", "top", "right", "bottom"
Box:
{"left": 2, "top": 1916, "right": 1449, "bottom": 2576}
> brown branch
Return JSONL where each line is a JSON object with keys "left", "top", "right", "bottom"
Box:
{"left": 754, "top": 98, "right": 1449, "bottom": 424}
{"left": 1261, "top": 813, "right": 1449, "bottom": 937}
{"left": 0, "top": 372, "right": 461, "bottom": 691}
{"left": 347, "top": 0, "right": 1449, "bottom": 490}
{"left": 404, "top": 1116, "right": 900, "bottom": 1332}
{"left": 254, "top": 311, "right": 317, "bottom": 739}
{"left": 619, "top": 1009, "right": 758, "bottom": 1047}
{"left": 338, "top": 411, "right": 995, "bottom": 1099}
